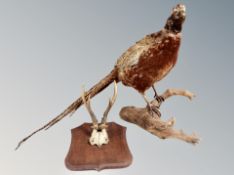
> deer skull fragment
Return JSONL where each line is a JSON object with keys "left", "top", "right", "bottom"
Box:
{"left": 81, "top": 81, "right": 117, "bottom": 147}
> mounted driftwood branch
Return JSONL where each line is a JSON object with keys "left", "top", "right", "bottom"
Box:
{"left": 119, "top": 88, "right": 199, "bottom": 144}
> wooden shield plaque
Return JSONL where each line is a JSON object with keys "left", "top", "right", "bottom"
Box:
{"left": 65, "top": 122, "right": 132, "bottom": 171}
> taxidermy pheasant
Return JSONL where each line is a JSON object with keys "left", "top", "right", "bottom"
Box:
{"left": 16, "top": 4, "right": 186, "bottom": 149}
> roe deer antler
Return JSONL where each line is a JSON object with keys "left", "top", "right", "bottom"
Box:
{"left": 81, "top": 90, "right": 98, "bottom": 129}
{"left": 100, "top": 81, "right": 117, "bottom": 129}
{"left": 81, "top": 81, "right": 118, "bottom": 147}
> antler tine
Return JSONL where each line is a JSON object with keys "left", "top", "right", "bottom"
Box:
{"left": 81, "top": 89, "right": 98, "bottom": 126}
{"left": 101, "top": 81, "right": 118, "bottom": 125}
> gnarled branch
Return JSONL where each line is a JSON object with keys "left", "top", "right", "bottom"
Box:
{"left": 119, "top": 88, "right": 199, "bottom": 144}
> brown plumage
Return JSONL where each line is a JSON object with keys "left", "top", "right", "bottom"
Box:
{"left": 116, "top": 30, "right": 181, "bottom": 93}
{"left": 16, "top": 4, "right": 186, "bottom": 149}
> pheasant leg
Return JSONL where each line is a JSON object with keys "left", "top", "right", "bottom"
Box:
{"left": 142, "top": 93, "right": 161, "bottom": 117}
{"left": 152, "top": 85, "right": 165, "bottom": 103}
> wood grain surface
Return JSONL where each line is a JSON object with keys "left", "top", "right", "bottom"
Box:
{"left": 65, "top": 122, "right": 132, "bottom": 171}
